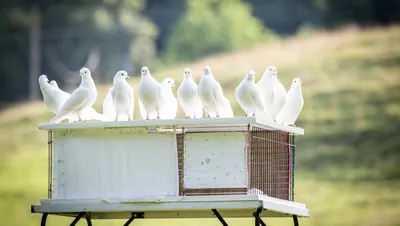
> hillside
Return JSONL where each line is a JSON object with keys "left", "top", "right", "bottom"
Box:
{"left": 0, "top": 25, "right": 400, "bottom": 226}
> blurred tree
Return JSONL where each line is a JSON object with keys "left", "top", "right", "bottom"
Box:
{"left": 323, "top": 0, "right": 400, "bottom": 27}
{"left": 142, "top": 0, "right": 186, "bottom": 52}
{"left": 244, "top": 0, "right": 323, "bottom": 35}
{"left": 163, "top": 0, "right": 276, "bottom": 62}
{"left": 0, "top": 0, "right": 158, "bottom": 105}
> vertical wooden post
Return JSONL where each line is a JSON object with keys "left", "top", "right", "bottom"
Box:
{"left": 29, "top": 5, "right": 41, "bottom": 100}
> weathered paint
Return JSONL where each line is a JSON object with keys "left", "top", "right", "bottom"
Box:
{"left": 52, "top": 127, "right": 179, "bottom": 199}
{"left": 183, "top": 132, "right": 248, "bottom": 189}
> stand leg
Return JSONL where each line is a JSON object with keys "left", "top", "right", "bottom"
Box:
{"left": 123, "top": 212, "right": 144, "bottom": 226}
{"left": 211, "top": 209, "right": 228, "bottom": 226}
{"left": 253, "top": 207, "right": 267, "bottom": 226}
{"left": 85, "top": 214, "right": 92, "bottom": 226}
{"left": 41, "top": 213, "right": 48, "bottom": 226}
{"left": 293, "top": 215, "right": 299, "bottom": 226}
{"left": 123, "top": 215, "right": 136, "bottom": 226}
{"left": 70, "top": 212, "right": 85, "bottom": 226}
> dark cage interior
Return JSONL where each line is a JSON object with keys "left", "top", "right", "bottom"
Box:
{"left": 176, "top": 127, "right": 296, "bottom": 201}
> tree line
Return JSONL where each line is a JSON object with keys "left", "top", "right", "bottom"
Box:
{"left": 0, "top": 0, "right": 398, "bottom": 106}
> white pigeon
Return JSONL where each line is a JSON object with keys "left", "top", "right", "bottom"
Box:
{"left": 177, "top": 68, "right": 203, "bottom": 119}
{"left": 51, "top": 80, "right": 104, "bottom": 122}
{"left": 235, "top": 70, "right": 272, "bottom": 120}
{"left": 197, "top": 66, "right": 226, "bottom": 118}
{"left": 256, "top": 66, "right": 287, "bottom": 120}
{"left": 138, "top": 66, "right": 164, "bottom": 120}
{"left": 49, "top": 80, "right": 59, "bottom": 89}
{"left": 275, "top": 78, "right": 304, "bottom": 126}
{"left": 103, "top": 71, "right": 134, "bottom": 121}
{"left": 49, "top": 67, "right": 98, "bottom": 123}
{"left": 159, "top": 78, "right": 178, "bottom": 119}
{"left": 38, "top": 75, "right": 71, "bottom": 116}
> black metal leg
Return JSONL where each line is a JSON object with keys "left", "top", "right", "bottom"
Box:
{"left": 211, "top": 209, "right": 228, "bottom": 226}
{"left": 70, "top": 212, "right": 85, "bottom": 226}
{"left": 293, "top": 215, "right": 299, "bottom": 226}
{"left": 253, "top": 207, "right": 267, "bottom": 226}
{"left": 85, "top": 214, "right": 92, "bottom": 226}
{"left": 41, "top": 213, "right": 48, "bottom": 226}
{"left": 123, "top": 215, "right": 136, "bottom": 226}
{"left": 123, "top": 212, "right": 144, "bottom": 226}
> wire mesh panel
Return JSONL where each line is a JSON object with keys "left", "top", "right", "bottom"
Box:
{"left": 48, "top": 131, "right": 54, "bottom": 199}
{"left": 248, "top": 127, "right": 295, "bottom": 201}
{"left": 176, "top": 127, "right": 296, "bottom": 200}
{"left": 177, "top": 132, "right": 185, "bottom": 196}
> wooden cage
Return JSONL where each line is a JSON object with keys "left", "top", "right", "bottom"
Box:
{"left": 42, "top": 117, "right": 303, "bottom": 202}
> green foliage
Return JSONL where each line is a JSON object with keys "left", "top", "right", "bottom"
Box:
{"left": 163, "top": 0, "right": 276, "bottom": 62}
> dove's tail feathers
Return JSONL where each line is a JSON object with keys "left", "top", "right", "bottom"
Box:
{"left": 256, "top": 110, "right": 274, "bottom": 122}
{"left": 219, "top": 97, "right": 234, "bottom": 118}
{"left": 138, "top": 99, "right": 147, "bottom": 120}
{"left": 49, "top": 112, "right": 70, "bottom": 124}
{"left": 88, "top": 112, "right": 106, "bottom": 121}
{"left": 67, "top": 114, "right": 79, "bottom": 123}
{"left": 102, "top": 91, "right": 116, "bottom": 121}
{"left": 195, "top": 105, "right": 204, "bottom": 118}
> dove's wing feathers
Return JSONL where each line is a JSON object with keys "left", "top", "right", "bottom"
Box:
{"left": 49, "top": 87, "right": 90, "bottom": 123}
{"left": 128, "top": 85, "right": 134, "bottom": 120}
{"left": 138, "top": 98, "right": 158, "bottom": 119}
{"left": 102, "top": 87, "right": 116, "bottom": 121}
{"left": 195, "top": 99, "right": 204, "bottom": 118}
{"left": 250, "top": 85, "right": 266, "bottom": 112}
{"left": 59, "top": 88, "right": 90, "bottom": 113}
{"left": 270, "top": 80, "right": 287, "bottom": 119}
{"left": 218, "top": 96, "right": 233, "bottom": 118}
{"left": 275, "top": 80, "right": 304, "bottom": 125}
{"left": 138, "top": 99, "right": 147, "bottom": 120}
{"left": 81, "top": 108, "right": 106, "bottom": 121}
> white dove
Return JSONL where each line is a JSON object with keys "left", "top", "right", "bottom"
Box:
{"left": 275, "top": 78, "right": 304, "bottom": 126}
{"left": 177, "top": 68, "right": 203, "bottom": 119}
{"left": 104, "top": 71, "right": 134, "bottom": 121}
{"left": 51, "top": 79, "right": 104, "bottom": 122}
{"left": 197, "top": 66, "right": 226, "bottom": 118}
{"left": 49, "top": 67, "right": 98, "bottom": 123}
{"left": 38, "top": 75, "right": 71, "bottom": 116}
{"left": 235, "top": 70, "right": 271, "bottom": 120}
{"left": 138, "top": 66, "right": 164, "bottom": 120}
{"left": 49, "top": 80, "right": 60, "bottom": 89}
{"left": 257, "top": 66, "right": 287, "bottom": 120}
{"left": 159, "top": 78, "right": 178, "bottom": 119}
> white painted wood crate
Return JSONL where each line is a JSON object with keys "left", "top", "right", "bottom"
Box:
{"left": 39, "top": 117, "right": 304, "bottom": 201}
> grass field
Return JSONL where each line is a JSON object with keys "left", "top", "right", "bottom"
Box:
{"left": 1, "top": 25, "right": 400, "bottom": 226}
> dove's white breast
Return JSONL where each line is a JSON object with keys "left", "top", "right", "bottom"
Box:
{"left": 178, "top": 79, "right": 198, "bottom": 103}
{"left": 113, "top": 82, "right": 132, "bottom": 107}
{"left": 256, "top": 78, "right": 274, "bottom": 108}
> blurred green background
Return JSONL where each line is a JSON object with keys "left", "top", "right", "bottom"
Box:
{"left": 0, "top": 0, "right": 400, "bottom": 225}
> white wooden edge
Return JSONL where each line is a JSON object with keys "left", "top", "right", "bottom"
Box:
{"left": 38, "top": 117, "right": 304, "bottom": 135}
{"left": 50, "top": 210, "right": 291, "bottom": 219}
{"left": 33, "top": 195, "right": 310, "bottom": 218}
